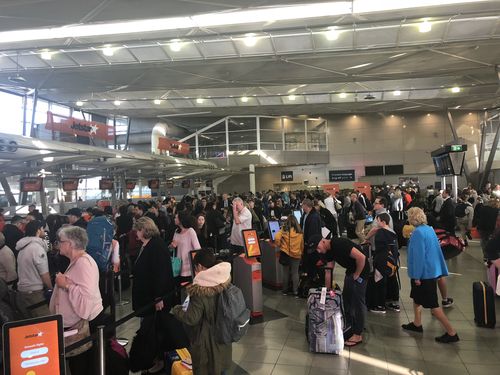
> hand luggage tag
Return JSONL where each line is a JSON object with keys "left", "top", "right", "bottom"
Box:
{"left": 320, "top": 287, "right": 327, "bottom": 305}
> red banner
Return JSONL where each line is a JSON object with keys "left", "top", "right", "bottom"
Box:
{"left": 157, "top": 137, "right": 190, "bottom": 155}
{"left": 46, "top": 112, "right": 114, "bottom": 141}
{"left": 322, "top": 184, "right": 340, "bottom": 196}
{"left": 21, "top": 177, "right": 43, "bottom": 192}
{"left": 353, "top": 182, "right": 372, "bottom": 200}
{"left": 62, "top": 179, "right": 79, "bottom": 191}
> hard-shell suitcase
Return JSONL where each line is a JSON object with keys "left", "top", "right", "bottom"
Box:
{"left": 472, "top": 281, "right": 496, "bottom": 328}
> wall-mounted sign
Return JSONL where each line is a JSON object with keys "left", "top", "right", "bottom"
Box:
{"left": 165, "top": 180, "right": 174, "bottom": 189}
{"left": 329, "top": 169, "right": 355, "bottom": 182}
{"left": 20, "top": 177, "right": 43, "bottom": 192}
{"left": 46, "top": 112, "right": 114, "bottom": 140}
{"left": 99, "top": 178, "right": 114, "bottom": 190}
{"left": 281, "top": 171, "right": 294, "bottom": 182}
{"left": 125, "top": 180, "right": 136, "bottom": 190}
{"left": 157, "top": 137, "right": 190, "bottom": 155}
{"left": 148, "top": 179, "right": 160, "bottom": 189}
{"left": 62, "top": 179, "right": 79, "bottom": 191}
{"left": 181, "top": 180, "right": 191, "bottom": 188}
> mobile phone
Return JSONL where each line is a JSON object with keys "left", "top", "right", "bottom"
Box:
{"left": 356, "top": 276, "right": 364, "bottom": 284}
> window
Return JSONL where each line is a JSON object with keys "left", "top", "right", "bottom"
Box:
{"left": 0, "top": 91, "right": 24, "bottom": 135}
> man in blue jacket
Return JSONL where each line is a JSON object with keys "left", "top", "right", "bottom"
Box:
{"left": 402, "top": 207, "right": 459, "bottom": 344}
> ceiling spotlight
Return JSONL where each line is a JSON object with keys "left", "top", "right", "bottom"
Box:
{"left": 393, "top": 90, "right": 401, "bottom": 96}
{"left": 102, "top": 46, "right": 115, "bottom": 56}
{"left": 353, "top": 115, "right": 357, "bottom": 118}
{"left": 243, "top": 33, "right": 257, "bottom": 47}
{"left": 40, "top": 50, "right": 53, "bottom": 60}
{"left": 196, "top": 98, "right": 205, "bottom": 104}
{"left": 76, "top": 101, "right": 84, "bottom": 106}
{"left": 154, "top": 99, "right": 162, "bottom": 105}
{"left": 451, "top": 86, "right": 461, "bottom": 93}
{"left": 325, "top": 26, "right": 340, "bottom": 41}
{"left": 241, "top": 96, "right": 249, "bottom": 103}
{"left": 288, "top": 95, "right": 296, "bottom": 101}
{"left": 169, "top": 39, "right": 182, "bottom": 52}
{"left": 338, "top": 92, "right": 347, "bottom": 99}
{"left": 419, "top": 20, "right": 432, "bottom": 33}
{"left": 113, "top": 100, "right": 122, "bottom": 106}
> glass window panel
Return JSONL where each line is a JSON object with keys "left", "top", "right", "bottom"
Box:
{"left": 0, "top": 91, "right": 24, "bottom": 135}
{"left": 307, "top": 132, "right": 327, "bottom": 151}
{"left": 228, "top": 117, "right": 256, "bottom": 131}
{"left": 229, "top": 129, "right": 257, "bottom": 150}
{"left": 284, "top": 119, "right": 306, "bottom": 150}
{"left": 260, "top": 117, "right": 282, "bottom": 130}
{"left": 50, "top": 103, "right": 70, "bottom": 117}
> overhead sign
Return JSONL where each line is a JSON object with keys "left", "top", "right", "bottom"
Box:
{"left": 157, "top": 137, "right": 190, "bottom": 155}
{"left": 329, "top": 169, "right": 355, "bottom": 182}
{"left": 281, "top": 171, "right": 294, "bottom": 182}
{"left": 148, "top": 179, "right": 160, "bottom": 189}
{"left": 46, "top": 112, "right": 114, "bottom": 141}
{"left": 99, "top": 178, "right": 114, "bottom": 190}
{"left": 20, "top": 177, "right": 43, "bottom": 192}
{"left": 125, "top": 180, "right": 136, "bottom": 190}
{"left": 62, "top": 179, "right": 79, "bottom": 191}
{"left": 165, "top": 180, "right": 174, "bottom": 189}
{"left": 322, "top": 184, "right": 340, "bottom": 196}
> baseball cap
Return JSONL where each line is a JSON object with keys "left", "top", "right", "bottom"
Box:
{"left": 66, "top": 207, "right": 82, "bottom": 217}
{"left": 307, "top": 234, "right": 324, "bottom": 254}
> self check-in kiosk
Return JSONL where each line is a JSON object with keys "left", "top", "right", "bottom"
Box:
{"left": 232, "top": 229, "right": 263, "bottom": 319}
{"left": 260, "top": 239, "right": 283, "bottom": 290}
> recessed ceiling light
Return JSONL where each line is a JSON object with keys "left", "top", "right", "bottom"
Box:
{"left": 169, "top": 39, "right": 182, "bottom": 52}
{"left": 345, "top": 62, "right": 372, "bottom": 70}
{"left": 42, "top": 157, "right": 54, "bottom": 162}
{"left": 196, "top": 98, "right": 205, "bottom": 104}
{"left": 353, "top": 115, "right": 357, "bottom": 118}
{"left": 427, "top": 113, "right": 431, "bottom": 116}
{"left": 241, "top": 96, "right": 249, "bottom": 103}
{"left": 288, "top": 95, "right": 296, "bottom": 101}
{"left": 243, "top": 33, "right": 257, "bottom": 47}
{"left": 451, "top": 86, "right": 461, "bottom": 93}
{"left": 154, "top": 99, "right": 162, "bottom": 105}
{"left": 76, "top": 101, "right": 84, "bottom": 106}
{"left": 339, "top": 92, "right": 347, "bottom": 99}
{"left": 393, "top": 90, "right": 401, "bottom": 96}
{"left": 114, "top": 100, "right": 122, "bottom": 106}
{"left": 325, "top": 26, "right": 339, "bottom": 41}
{"left": 390, "top": 115, "right": 395, "bottom": 118}
{"left": 102, "top": 46, "right": 115, "bottom": 56}
{"left": 468, "top": 112, "right": 472, "bottom": 115}
{"left": 40, "top": 50, "right": 53, "bottom": 60}
{"left": 419, "top": 20, "right": 432, "bottom": 33}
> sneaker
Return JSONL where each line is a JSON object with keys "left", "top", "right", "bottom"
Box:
{"left": 369, "top": 306, "right": 386, "bottom": 314}
{"left": 435, "top": 332, "right": 460, "bottom": 344}
{"left": 442, "top": 298, "right": 454, "bottom": 308}
{"left": 281, "top": 290, "right": 289, "bottom": 296}
{"left": 402, "top": 322, "right": 423, "bottom": 333}
{"left": 386, "top": 303, "right": 401, "bottom": 312}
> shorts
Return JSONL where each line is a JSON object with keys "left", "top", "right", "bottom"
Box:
{"left": 410, "top": 278, "right": 439, "bottom": 309}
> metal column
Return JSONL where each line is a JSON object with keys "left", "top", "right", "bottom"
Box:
{"left": 225, "top": 117, "right": 230, "bottom": 167}
{"left": 452, "top": 175, "right": 458, "bottom": 202}
{"left": 249, "top": 164, "right": 256, "bottom": 194}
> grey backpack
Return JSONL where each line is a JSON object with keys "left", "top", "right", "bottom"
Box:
{"left": 215, "top": 284, "right": 250, "bottom": 344}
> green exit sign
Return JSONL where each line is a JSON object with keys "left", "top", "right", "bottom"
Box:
{"left": 450, "top": 145, "right": 463, "bottom": 152}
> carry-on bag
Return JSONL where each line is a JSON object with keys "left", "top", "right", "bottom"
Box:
{"left": 472, "top": 281, "right": 496, "bottom": 328}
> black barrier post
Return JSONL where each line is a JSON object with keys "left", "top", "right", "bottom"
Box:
{"left": 98, "top": 325, "right": 106, "bottom": 375}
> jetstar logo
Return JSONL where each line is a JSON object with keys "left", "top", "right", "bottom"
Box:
{"left": 70, "top": 123, "right": 99, "bottom": 135}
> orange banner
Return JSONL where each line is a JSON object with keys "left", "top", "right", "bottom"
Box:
{"left": 322, "top": 184, "right": 340, "bottom": 196}
{"left": 46, "top": 112, "right": 114, "bottom": 140}
{"left": 157, "top": 137, "right": 190, "bottom": 155}
{"left": 353, "top": 182, "right": 372, "bottom": 200}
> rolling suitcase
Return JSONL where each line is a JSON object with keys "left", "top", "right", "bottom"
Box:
{"left": 472, "top": 281, "right": 496, "bottom": 328}
{"left": 486, "top": 264, "right": 498, "bottom": 294}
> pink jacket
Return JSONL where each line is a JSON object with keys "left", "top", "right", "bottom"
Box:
{"left": 50, "top": 253, "right": 103, "bottom": 328}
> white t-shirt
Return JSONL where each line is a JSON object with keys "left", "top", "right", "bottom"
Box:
{"left": 230, "top": 207, "right": 252, "bottom": 247}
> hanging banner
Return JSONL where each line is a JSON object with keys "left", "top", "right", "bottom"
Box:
{"left": 99, "top": 178, "right": 114, "bottom": 190}
{"left": 125, "top": 180, "right": 136, "bottom": 190}
{"left": 20, "top": 177, "right": 43, "bottom": 192}
{"left": 353, "top": 182, "right": 372, "bottom": 200}
{"left": 322, "top": 184, "right": 340, "bottom": 196}
{"left": 62, "top": 179, "right": 79, "bottom": 191}
{"left": 157, "top": 137, "right": 190, "bottom": 155}
{"left": 148, "top": 179, "right": 160, "bottom": 189}
{"left": 45, "top": 112, "right": 114, "bottom": 140}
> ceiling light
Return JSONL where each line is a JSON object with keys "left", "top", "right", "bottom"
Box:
{"left": 196, "top": 98, "right": 205, "bottom": 104}
{"left": 169, "top": 39, "right": 182, "bottom": 52}
{"left": 154, "top": 99, "right": 162, "bottom": 105}
{"left": 76, "top": 101, "right": 84, "bottom": 106}
{"left": 389, "top": 53, "right": 407, "bottom": 59}
{"left": 325, "top": 26, "right": 340, "bottom": 41}
{"left": 40, "top": 50, "right": 53, "bottom": 60}
{"left": 427, "top": 113, "right": 431, "bottom": 116}
{"left": 419, "top": 19, "right": 432, "bottom": 33}
{"left": 241, "top": 96, "right": 249, "bottom": 103}
{"left": 243, "top": 33, "right": 257, "bottom": 47}
{"left": 114, "top": 100, "right": 122, "bottom": 106}
{"left": 353, "top": 115, "right": 357, "bottom": 118}
{"left": 339, "top": 92, "right": 347, "bottom": 99}
{"left": 345, "top": 62, "right": 372, "bottom": 70}
{"left": 451, "top": 86, "right": 461, "bottom": 93}
{"left": 468, "top": 112, "right": 472, "bottom": 115}
{"left": 393, "top": 90, "right": 401, "bottom": 96}
{"left": 390, "top": 115, "right": 395, "bottom": 118}
{"left": 102, "top": 46, "right": 115, "bottom": 56}
{"left": 42, "top": 157, "right": 54, "bottom": 162}
{"left": 288, "top": 95, "right": 296, "bottom": 101}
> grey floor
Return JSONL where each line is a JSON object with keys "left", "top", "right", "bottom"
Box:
{"left": 115, "top": 239, "right": 500, "bottom": 375}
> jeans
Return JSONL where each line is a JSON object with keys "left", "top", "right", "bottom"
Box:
{"left": 343, "top": 274, "right": 367, "bottom": 336}
{"left": 282, "top": 258, "right": 301, "bottom": 293}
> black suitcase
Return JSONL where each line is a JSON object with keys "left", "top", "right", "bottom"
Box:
{"left": 472, "top": 281, "right": 496, "bottom": 328}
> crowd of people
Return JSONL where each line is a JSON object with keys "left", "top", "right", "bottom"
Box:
{"left": 0, "top": 181, "right": 499, "bottom": 373}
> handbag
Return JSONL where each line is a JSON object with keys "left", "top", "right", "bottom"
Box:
{"left": 65, "top": 318, "right": 92, "bottom": 357}
{"left": 279, "top": 251, "right": 291, "bottom": 266}
{"left": 169, "top": 247, "right": 182, "bottom": 278}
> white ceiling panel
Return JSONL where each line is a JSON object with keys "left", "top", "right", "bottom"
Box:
{"left": 198, "top": 41, "right": 238, "bottom": 58}
{"left": 356, "top": 26, "right": 399, "bottom": 48}
{"left": 409, "top": 89, "right": 441, "bottom": 99}
{"left": 127, "top": 46, "right": 168, "bottom": 62}
{"left": 0, "top": 56, "right": 19, "bottom": 70}
{"left": 67, "top": 51, "right": 107, "bottom": 66}
{"left": 102, "top": 48, "right": 138, "bottom": 64}
{"left": 162, "top": 43, "right": 203, "bottom": 60}
{"left": 282, "top": 95, "right": 305, "bottom": 104}
{"left": 305, "top": 94, "right": 331, "bottom": 104}
{"left": 445, "top": 18, "right": 498, "bottom": 41}
{"left": 18, "top": 54, "right": 49, "bottom": 69}
{"left": 257, "top": 96, "right": 283, "bottom": 105}
{"left": 213, "top": 98, "right": 237, "bottom": 106}
{"left": 312, "top": 30, "right": 354, "bottom": 51}
{"left": 273, "top": 34, "right": 313, "bottom": 53}
{"left": 46, "top": 53, "right": 79, "bottom": 68}
{"left": 398, "top": 21, "right": 448, "bottom": 45}
{"left": 170, "top": 99, "right": 195, "bottom": 108}
{"left": 193, "top": 99, "right": 216, "bottom": 107}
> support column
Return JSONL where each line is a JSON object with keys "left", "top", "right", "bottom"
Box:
{"left": 452, "top": 175, "right": 458, "bottom": 202}
{"left": 0, "top": 177, "right": 17, "bottom": 206}
{"left": 249, "top": 164, "right": 256, "bottom": 194}
{"left": 29, "top": 89, "right": 38, "bottom": 137}
{"left": 441, "top": 176, "right": 446, "bottom": 191}
{"left": 40, "top": 182, "right": 48, "bottom": 217}
{"left": 225, "top": 118, "right": 230, "bottom": 167}
{"left": 479, "top": 118, "right": 500, "bottom": 189}
{"left": 138, "top": 177, "right": 143, "bottom": 198}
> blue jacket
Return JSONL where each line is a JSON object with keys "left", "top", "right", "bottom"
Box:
{"left": 407, "top": 224, "right": 448, "bottom": 280}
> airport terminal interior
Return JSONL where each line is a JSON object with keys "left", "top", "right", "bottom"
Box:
{"left": 1, "top": 0, "right": 500, "bottom": 374}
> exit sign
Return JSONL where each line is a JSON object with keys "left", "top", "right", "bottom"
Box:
{"left": 450, "top": 145, "right": 463, "bottom": 152}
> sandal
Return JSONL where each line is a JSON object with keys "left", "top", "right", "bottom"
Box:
{"left": 345, "top": 339, "right": 363, "bottom": 347}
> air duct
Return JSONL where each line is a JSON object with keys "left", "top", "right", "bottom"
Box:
{"left": 151, "top": 122, "right": 168, "bottom": 154}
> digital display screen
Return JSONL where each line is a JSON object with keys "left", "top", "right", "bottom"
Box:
{"left": 62, "top": 179, "right": 78, "bottom": 192}
{"left": 293, "top": 210, "right": 302, "bottom": 224}
{"left": 2, "top": 315, "right": 65, "bottom": 375}
{"left": 242, "top": 229, "right": 261, "bottom": 258}
{"left": 99, "top": 178, "right": 114, "bottom": 190}
{"left": 125, "top": 180, "right": 136, "bottom": 190}
{"left": 268, "top": 220, "right": 280, "bottom": 241}
{"left": 20, "top": 177, "right": 43, "bottom": 192}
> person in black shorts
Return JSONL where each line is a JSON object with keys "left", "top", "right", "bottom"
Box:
{"left": 310, "top": 234, "right": 369, "bottom": 347}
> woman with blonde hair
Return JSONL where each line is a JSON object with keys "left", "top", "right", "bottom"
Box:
{"left": 274, "top": 215, "right": 303, "bottom": 297}
{"left": 401, "top": 207, "right": 459, "bottom": 344}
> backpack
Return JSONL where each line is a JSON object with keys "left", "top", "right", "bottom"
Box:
{"left": 455, "top": 202, "right": 467, "bottom": 218}
{"left": 86, "top": 216, "right": 114, "bottom": 272}
{"left": 106, "top": 338, "right": 130, "bottom": 375}
{"left": 215, "top": 284, "right": 250, "bottom": 344}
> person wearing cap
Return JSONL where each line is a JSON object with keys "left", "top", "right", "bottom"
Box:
{"left": 311, "top": 233, "right": 369, "bottom": 347}
{"left": 15, "top": 220, "right": 53, "bottom": 318}
{"left": 66, "top": 207, "right": 87, "bottom": 229}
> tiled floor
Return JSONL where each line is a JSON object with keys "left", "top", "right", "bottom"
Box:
{"left": 116, "top": 239, "right": 500, "bottom": 375}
